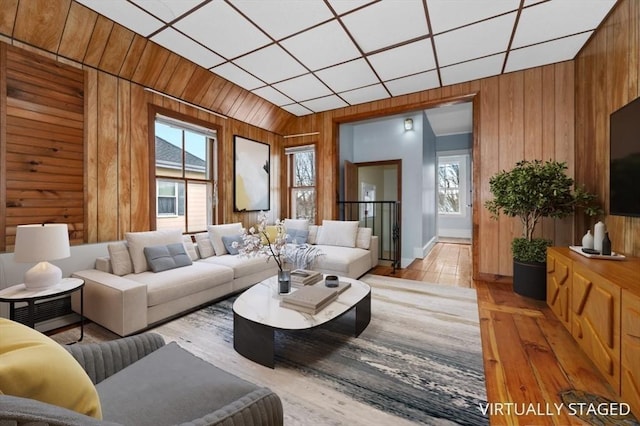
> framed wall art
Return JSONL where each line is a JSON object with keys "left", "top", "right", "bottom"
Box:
{"left": 233, "top": 135, "right": 270, "bottom": 212}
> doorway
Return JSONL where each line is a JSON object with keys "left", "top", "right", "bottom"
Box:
{"left": 436, "top": 151, "right": 472, "bottom": 240}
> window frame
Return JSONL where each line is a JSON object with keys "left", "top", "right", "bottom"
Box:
{"left": 286, "top": 144, "right": 317, "bottom": 222}
{"left": 437, "top": 154, "right": 467, "bottom": 217}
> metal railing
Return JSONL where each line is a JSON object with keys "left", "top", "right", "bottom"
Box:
{"left": 337, "top": 201, "right": 401, "bottom": 272}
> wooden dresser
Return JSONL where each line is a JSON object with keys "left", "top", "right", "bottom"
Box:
{"left": 547, "top": 247, "right": 640, "bottom": 417}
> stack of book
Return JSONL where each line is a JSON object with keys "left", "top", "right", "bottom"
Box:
{"left": 280, "top": 285, "right": 338, "bottom": 315}
{"left": 290, "top": 269, "right": 322, "bottom": 288}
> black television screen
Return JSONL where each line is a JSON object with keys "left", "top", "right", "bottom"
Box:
{"left": 610, "top": 95, "right": 640, "bottom": 217}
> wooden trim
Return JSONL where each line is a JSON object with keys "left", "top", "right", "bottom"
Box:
{"left": 0, "top": 43, "right": 7, "bottom": 252}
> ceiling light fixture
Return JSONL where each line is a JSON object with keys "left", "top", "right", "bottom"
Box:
{"left": 144, "top": 88, "right": 228, "bottom": 120}
{"left": 404, "top": 118, "right": 414, "bottom": 131}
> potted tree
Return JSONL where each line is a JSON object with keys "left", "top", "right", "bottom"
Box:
{"left": 485, "top": 160, "right": 600, "bottom": 300}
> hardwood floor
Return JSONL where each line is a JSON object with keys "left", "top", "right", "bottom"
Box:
{"left": 371, "top": 242, "right": 623, "bottom": 425}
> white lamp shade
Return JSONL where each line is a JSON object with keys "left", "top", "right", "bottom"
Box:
{"left": 14, "top": 224, "right": 71, "bottom": 263}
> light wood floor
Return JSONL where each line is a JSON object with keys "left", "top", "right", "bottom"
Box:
{"left": 371, "top": 242, "right": 622, "bottom": 426}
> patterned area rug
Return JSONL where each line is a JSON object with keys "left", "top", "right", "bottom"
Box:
{"left": 152, "top": 274, "right": 488, "bottom": 425}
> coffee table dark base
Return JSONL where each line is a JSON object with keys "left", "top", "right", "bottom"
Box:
{"left": 233, "top": 291, "right": 371, "bottom": 368}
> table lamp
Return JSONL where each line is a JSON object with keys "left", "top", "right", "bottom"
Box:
{"left": 14, "top": 223, "right": 70, "bottom": 289}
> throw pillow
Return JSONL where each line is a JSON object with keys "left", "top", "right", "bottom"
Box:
{"left": 194, "top": 232, "right": 214, "bottom": 258}
{"left": 221, "top": 234, "right": 244, "bottom": 255}
{"left": 356, "top": 227, "right": 373, "bottom": 250}
{"left": 308, "top": 225, "right": 319, "bottom": 244}
{"left": 286, "top": 228, "right": 309, "bottom": 244}
{"left": 0, "top": 318, "right": 102, "bottom": 419}
{"left": 125, "top": 229, "right": 183, "bottom": 273}
{"left": 143, "top": 243, "right": 193, "bottom": 273}
{"left": 284, "top": 218, "right": 309, "bottom": 231}
{"left": 107, "top": 242, "right": 133, "bottom": 276}
{"left": 207, "top": 223, "right": 243, "bottom": 256}
{"left": 182, "top": 235, "right": 199, "bottom": 261}
{"left": 260, "top": 225, "right": 280, "bottom": 245}
{"left": 316, "top": 220, "right": 359, "bottom": 247}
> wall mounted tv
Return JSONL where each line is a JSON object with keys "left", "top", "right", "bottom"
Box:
{"left": 610, "top": 95, "right": 640, "bottom": 217}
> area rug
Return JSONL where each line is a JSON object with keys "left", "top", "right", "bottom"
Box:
{"left": 151, "top": 274, "right": 488, "bottom": 426}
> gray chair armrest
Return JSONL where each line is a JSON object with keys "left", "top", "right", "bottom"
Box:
{"left": 0, "top": 395, "right": 121, "bottom": 426}
{"left": 65, "top": 333, "right": 166, "bottom": 384}
{"left": 179, "top": 388, "right": 284, "bottom": 426}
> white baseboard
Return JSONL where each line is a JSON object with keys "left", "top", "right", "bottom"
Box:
{"left": 438, "top": 228, "right": 472, "bottom": 239}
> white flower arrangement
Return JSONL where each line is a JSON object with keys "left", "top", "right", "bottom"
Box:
{"left": 232, "top": 211, "right": 288, "bottom": 271}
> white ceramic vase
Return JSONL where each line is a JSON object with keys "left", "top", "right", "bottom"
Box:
{"left": 582, "top": 230, "right": 594, "bottom": 249}
{"left": 593, "top": 221, "right": 606, "bottom": 253}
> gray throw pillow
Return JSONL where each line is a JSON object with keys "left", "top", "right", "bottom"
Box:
{"left": 221, "top": 235, "right": 244, "bottom": 255}
{"left": 143, "top": 243, "right": 193, "bottom": 273}
{"left": 286, "top": 228, "right": 309, "bottom": 244}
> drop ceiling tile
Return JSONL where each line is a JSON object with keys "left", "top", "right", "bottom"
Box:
{"left": 513, "top": 0, "right": 616, "bottom": 48}
{"left": 368, "top": 38, "right": 435, "bottom": 81}
{"left": 281, "top": 103, "right": 313, "bottom": 116}
{"left": 434, "top": 12, "right": 516, "bottom": 67}
{"left": 301, "top": 95, "right": 349, "bottom": 113}
{"left": 341, "top": 0, "right": 428, "bottom": 53}
{"left": 385, "top": 71, "right": 440, "bottom": 96}
{"left": 281, "top": 20, "right": 360, "bottom": 71}
{"left": 440, "top": 53, "right": 504, "bottom": 86}
{"left": 426, "top": 0, "right": 519, "bottom": 35}
{"left": 230, "top": 0, "right": 333, "bottom": 40}
{"left": 327, "top": 0, "right": 375, "bottom": 16}
{"left": 152, "top": 28, "right": 224, "bottom": 69}
{"left": 315, "top": 59, "right": 379, "bottom": 93}
{"left": 252, "top": 86, "right": 294, "bottom": 106}
{"left": 131, "top": 0, "right": 204, "bottom": 23}
{"left": 340, "top": 84, "right": 388, "bottom": 105}
{"left": 75, "top": 0, "right": 164, "bottom": 36}
{"left": 273, "top": 74, "right": 332, "bottom": 102}
{"left": 173, "top": 1, "right": 270, "bottom": 59}
{"left": 212, "top": 63, "right": 264, "bottom": 91}
{"left": 505, "top": 32, "right": 592, "bottom": 73}
{"left": 234, "top": 44, "right": 307, "bottom": 83}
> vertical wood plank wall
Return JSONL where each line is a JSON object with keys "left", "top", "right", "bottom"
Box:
{"left": 575, "top": 0, "right": 640, "bottom": 257}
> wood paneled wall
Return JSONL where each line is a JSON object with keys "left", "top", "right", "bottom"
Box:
{"left": 575, "top": 0, "right": 640, "bottom": 257}
{"left": 284, "top": 63, "right": 576, "bottom": 278}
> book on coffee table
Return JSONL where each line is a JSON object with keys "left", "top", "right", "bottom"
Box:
{"left": 280, "top": 285, "right": 338, "bottom": 314}
{"left": 290, "top": 269, "right": 322, "bottom": 287}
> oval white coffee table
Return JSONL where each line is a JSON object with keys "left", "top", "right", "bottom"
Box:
{"left": 232, "top": 274, "right": 371, "bottom": 368}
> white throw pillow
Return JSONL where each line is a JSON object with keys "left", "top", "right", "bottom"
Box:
{"left": 356, "top": 227, "right": 373, "bottom": 250}
{"left": 208, "top": 223, "right": 243, "bottom": 255}
{"left": 194, "top": 232, "right": 214, "bottom": 259}
{"left": 284, "top": 218, "right": 309, "bottom": 231}
{"left": 107, "top": 242, "right": 133, "bottom": 276}
{"left": 183, "top": 235, "right": 199, "bottom": 261}
{"left": 125, "top": 229, "right": 183, "bottom": 273}
{"left": 308, "top": 225, "right": 319, "bottom": 245}
{"left": 316, "top": 220, "right": 359, "bottom": 247}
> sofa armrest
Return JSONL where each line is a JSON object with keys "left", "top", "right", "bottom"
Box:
{"left": 180, "top": 388, "right": 284, "bottom": 426}
{"left": 0, "top": 395, "right": 120, "bottom": 426}
{"left": 369, "top": 235, "right": 379, "bottom": 267}
{"left": 71, "top": 269, "right": 147, "bottom": 336}
{"left": 65, "top": 333, "right": 166, "bottom": 385}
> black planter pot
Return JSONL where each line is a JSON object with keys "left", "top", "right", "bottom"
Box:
{"left": 513, "top": 259, "right": 547, "bottom": 300}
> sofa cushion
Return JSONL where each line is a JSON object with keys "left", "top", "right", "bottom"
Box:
{"left": 125, "top": 229, "right": 183, "bottom": 273}
{"left": 260, "top": 225, "right": 280, "bottom": 245}
{"left": 143, "top": 243, "right": 193, "bottom": 273}
{"left": 284, "top": 218, "right": 309, "bottom": 231}
{"left": 356, "top": 227, "right": 373, "bottom": 250}
{"left": 202, "top": 253, "right": 276, "bottom": 279}
{"left": 183, "top": 235, "right": 199, "bottom": 261}
{"left": 208, "top": 223, "right": 243, "bottom": 255}
{"left": 194, "top": 232, "right": 214, "bottom": 258}
{"left": 221, "top": 234, "right": 244, "bottom": 255}
{"left": 0, "top": 318, "right": 102, "bottom": 419}
{"left": 96, "top": 342, "right": 264, "bottom": 426}
{"left": 308, "top": 225, "right": 319, "bottom": 244}
{"left": 128, "top": 262, "right": 233, "bottom": 307}
{"left": 107, "top": 242, "right": 133, "bottom": 276}
{"left": 316, "top": 220, "right": 359, "bottom": 247}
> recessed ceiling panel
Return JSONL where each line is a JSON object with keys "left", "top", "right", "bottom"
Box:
{"left": 513, "top": 0, "right": 616, "bottom": 48}
{"left": 231, "top": 0, "right": 333, "bottom": 40}
{"left": 252, "top": 86, "right": 294, "bottom": 106}
{"left": 76, "top": 0, "right": 164, "bottom": 36}
{"left": 426, "top": 0, "right": 519, "bottom": 35}
{"left": 385, "top": 71, "right": 440, "bottom": 96}
{"left": 340, "top": 84, "right": 389, "bottom": 105}
{"left": 440, "top": 53, "right": 504, "bottom": 86}
{"left": 341, "top": 0, "right": 428, "bottom": 53}
{"left": 131, "top": 0, "right": 204, "bottom": 23}
{"left": 505, "top": 32, "right": 592, "bottom": 73}
{"left": 281, "top": 20, "right": 360, "bottom": 71}
{"left": 315, "top": 59, "right": 379, "bottom": 93}
{"left": 234, "top": 44, "right": 307, "bottom": 83}
{"left": 152, "top": 28, "right": 224, "bottom": 69}
{"left": 301, "top": 95, "right": 349, "bottom": 113}
{"left": 435, "top": 12, "right": 516, "bottom": 67}
{"left": 211, "top": 63, "right": 264, "bottom": 91}
{"left": 173, "top": 1, "right": 270, "bottom": 59}
{"left": 273, "top": 74, "right": 332, "bottom": 102}
{"left": 368, "top": 38, "right": 435, "bottom": 81}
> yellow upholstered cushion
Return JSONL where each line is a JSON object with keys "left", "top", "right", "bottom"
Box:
{"left": 0, "top": 318, "right": 102, "bottom": 419}
{"left": 260, "top": 225, "right": 280, "bottom": 245}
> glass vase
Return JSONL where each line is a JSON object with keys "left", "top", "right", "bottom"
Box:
{"left": 278, "top": 269, "right": 291, "bottom": 294}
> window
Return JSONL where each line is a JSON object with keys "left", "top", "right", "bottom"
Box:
{"left": 154, "top": 116, "right": 216, "bottom": 233}
{"left": 438, "top": 157, "right": 463, "bottom": 214}
{"left": 286, "top": 145, "right": 316, "bottom": 222}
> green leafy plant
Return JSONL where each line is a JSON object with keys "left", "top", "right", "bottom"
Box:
{"left": 485, "top": 160, "right": 600, "bottom": 263}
